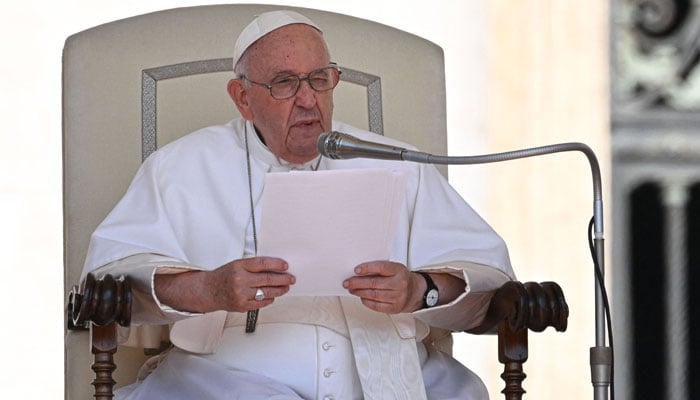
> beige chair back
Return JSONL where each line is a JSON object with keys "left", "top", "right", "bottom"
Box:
{"left": 64, "top": 5, "right": 447, "bottom": 399}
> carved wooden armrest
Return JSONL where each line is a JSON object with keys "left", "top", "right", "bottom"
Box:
{"left": 67, "top": 273, "right": 132, "bottom": 400}
{"left": 466, "top": 281, "right": 569, "bottom": 400}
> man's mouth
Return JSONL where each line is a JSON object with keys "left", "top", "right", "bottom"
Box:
{"left": 293, "top": 119, "right": 318, "bottom": 127}
{"left": 290, "top": 120, "right": 321, "bottom": 132}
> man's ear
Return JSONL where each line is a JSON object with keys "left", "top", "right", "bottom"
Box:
{"left": 227, "top": 79, "right": 254, "bottom": 120}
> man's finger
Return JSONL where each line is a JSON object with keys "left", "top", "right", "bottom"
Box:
{"left": 354, "top": 261, "right": 403, "bottom": 276}
{"left": 242, "top": 257, "right": 289, "bottom": 272}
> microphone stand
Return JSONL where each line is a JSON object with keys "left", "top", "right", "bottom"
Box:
{"left": 400, "top": 143, "right": 612, "bottom": 400}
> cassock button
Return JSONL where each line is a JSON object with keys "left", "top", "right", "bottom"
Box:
{"left": 322, "top": 342, "right": 334, "bottom": 351}
{"left": 323, "top": 396, "right": 335, "bottom": 400}
{"left": 323, "top": 368, "right": 335, "bottom": 378}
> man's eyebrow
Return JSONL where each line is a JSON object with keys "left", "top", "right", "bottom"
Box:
{"left": 270, "top": 69, "right": 297, "bottom": 77}
{"left": 270, "top": 65, "right": 328, "bottom": 78}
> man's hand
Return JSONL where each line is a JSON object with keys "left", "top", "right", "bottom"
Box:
{"left": 342, "top": 261, "right": 424, "bottom": 313}
{"left": 343, "top": 262, "right": 467, "bottom": 314}
{"left": 154, "top": 257, "right": 295, "bottom": 314}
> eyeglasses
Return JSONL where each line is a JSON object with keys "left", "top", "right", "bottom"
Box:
{"left": 241, "top": 63, "right": 341, "bottom": 100}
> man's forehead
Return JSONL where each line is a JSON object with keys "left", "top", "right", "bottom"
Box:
{"left": 246, "top": 26, "right": 329, "bottom": 76}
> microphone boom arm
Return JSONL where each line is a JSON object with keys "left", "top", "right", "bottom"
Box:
{"left": 403, "top": 143, "right": 603, "bottom": 239}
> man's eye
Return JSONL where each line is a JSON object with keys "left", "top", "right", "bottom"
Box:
{"left": 310, "top": 75, "right": 330, "bottom": 83}
{"left": 272, "top": 77, "right": 297, "bottom": 86}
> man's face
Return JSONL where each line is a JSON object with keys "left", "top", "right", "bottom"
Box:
{"left": 229, "top": 24, "right": 334, "bottom": 164}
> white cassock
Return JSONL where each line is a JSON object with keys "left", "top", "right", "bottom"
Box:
{"left": 82, "top": 118, "right": 515, "bottom": 400}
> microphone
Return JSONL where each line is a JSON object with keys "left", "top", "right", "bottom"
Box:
{"left": 319, "top": 130, "right": 600, "bottom": 176}
{"left": 318, "top": 130, "right": 611, "bottom": 400}
{"left": 318, "top": 131, "right": 409, "bottom": 160}
{"left": 317, "top": 131, "right": 442, "bottom": 162}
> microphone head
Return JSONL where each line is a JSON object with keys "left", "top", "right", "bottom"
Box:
{"left": 317, "top": 131, "right": 343, "bottom": 159}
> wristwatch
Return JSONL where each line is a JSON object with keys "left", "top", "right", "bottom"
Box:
{"left": 418, "top": 272, "right": 439, "bottom": 309}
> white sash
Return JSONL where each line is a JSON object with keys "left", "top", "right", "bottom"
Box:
{"left": 340, "top": 297, "right": 428, "bottom": 400}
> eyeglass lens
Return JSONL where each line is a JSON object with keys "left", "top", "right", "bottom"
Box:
{"left": 269, "top": 67, "right": 339, "bottom": 99}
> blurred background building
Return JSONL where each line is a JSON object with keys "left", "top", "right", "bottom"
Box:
{"left": 611, "top": 1, "right": 700, "bottom": 399}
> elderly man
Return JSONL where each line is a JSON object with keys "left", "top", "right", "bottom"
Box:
{"left": 82, "top": 10, "right": 514, "bottom": 400}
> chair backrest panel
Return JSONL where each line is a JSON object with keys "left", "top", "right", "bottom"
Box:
{"left": 64, "top": 5, "right": 447, "bottom": 399}
{"left": 141, "top": 59, "right": 385, "bottom": 160}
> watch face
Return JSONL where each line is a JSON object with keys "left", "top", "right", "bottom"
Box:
{"left": 426, "top": 289, "right": 439, "bottom": 307}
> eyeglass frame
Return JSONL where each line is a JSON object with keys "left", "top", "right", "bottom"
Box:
{"left": 238, "top": 63, "right": 342, "bottom": 100}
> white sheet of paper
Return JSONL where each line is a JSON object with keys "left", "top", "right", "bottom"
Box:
{"left": 257, "top": 168, "right": 407, "bottom": 296}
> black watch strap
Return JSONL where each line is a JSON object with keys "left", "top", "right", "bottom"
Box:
{"left": 418, "top": 272, "right": 439, "bottom": 309}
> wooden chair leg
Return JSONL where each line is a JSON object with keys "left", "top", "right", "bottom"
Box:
{"left": 91, "top": 323, "right": 118, "bottom": 399}
{"left": 499, "top": 321, "right": 528, "bottom": 400}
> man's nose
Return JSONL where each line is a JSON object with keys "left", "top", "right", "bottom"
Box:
{"left": 294, "top": 79, "right": 317, "bottom": 108}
